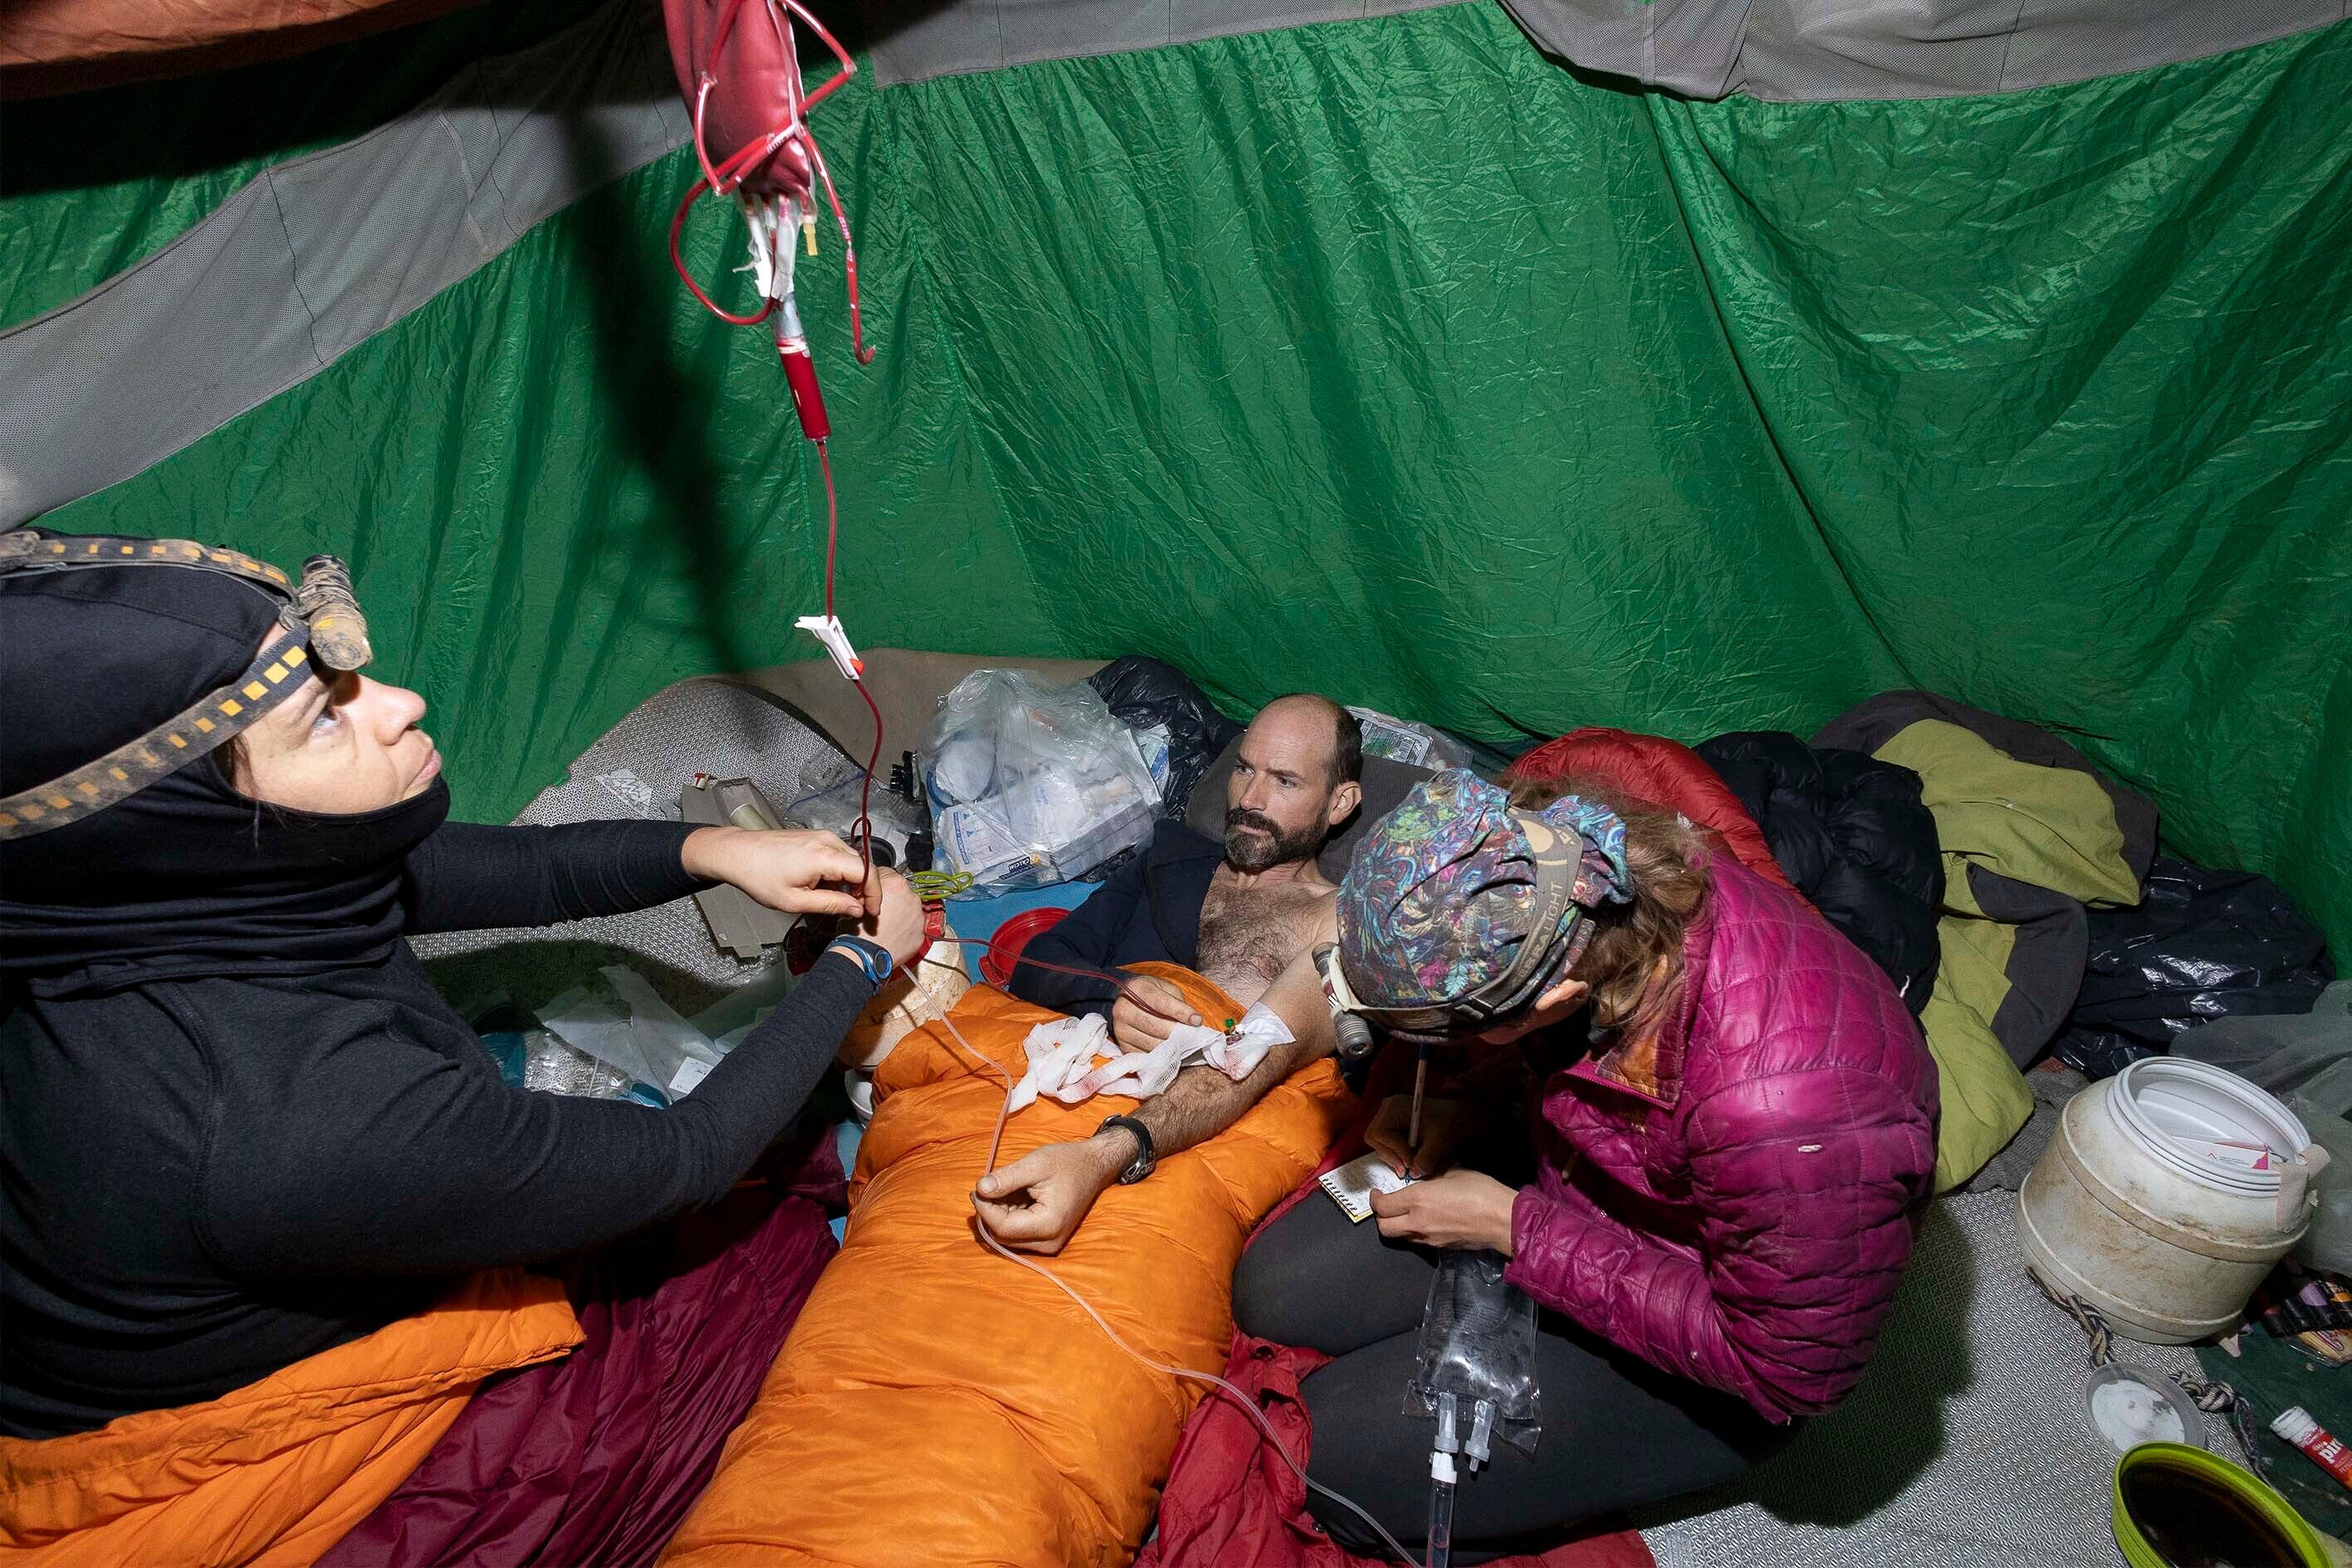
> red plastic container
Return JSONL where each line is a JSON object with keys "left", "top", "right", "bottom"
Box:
{"left": 981, "top": 907, "right": 1072, "bottom": 988}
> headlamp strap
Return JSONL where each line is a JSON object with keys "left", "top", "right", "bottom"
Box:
{"left": 0, "top": 530, "right": 295, "bottom": 595}
{"left": 1, "top": 532, "right": 373, "bottom": 675}
{"left": 0, "top": 623, "right": 313, "bottom": 841}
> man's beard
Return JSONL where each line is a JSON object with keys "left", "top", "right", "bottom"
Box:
{"left": 1224, "top": 807, "right": 1326, "bottom": 874}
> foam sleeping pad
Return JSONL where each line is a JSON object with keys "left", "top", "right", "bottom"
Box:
{"left": 660, "top": 967, "right": 1353, "bottom": 1568}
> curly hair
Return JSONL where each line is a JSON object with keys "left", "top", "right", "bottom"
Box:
{"left": 1508, "top": 774, "right": 1708, "bottom": 1037}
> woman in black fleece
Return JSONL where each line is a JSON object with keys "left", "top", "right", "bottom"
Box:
{"left": 0, "top": 538, "right": 923, "bottom": 1439}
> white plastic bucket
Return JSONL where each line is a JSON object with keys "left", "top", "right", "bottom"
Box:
{"left": 2019, "top": 1058, "right": 2317, "bottom": 1344}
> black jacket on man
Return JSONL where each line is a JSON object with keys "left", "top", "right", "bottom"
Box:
{"left": 1006, "top": 821, "right": 1225, "bottom": 1022}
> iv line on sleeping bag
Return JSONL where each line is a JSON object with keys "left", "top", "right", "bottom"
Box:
{"left": 663, "top": 0, "right": 889, "bottom": 883}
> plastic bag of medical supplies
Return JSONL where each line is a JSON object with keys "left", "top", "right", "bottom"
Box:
{"left": 538, "top": 965, "right": 727, "bottom": 1105}
{"left": 923, "top": 669, "right": 1163, "bottom": 892}
{"left": 1347, "top": 704, "right": 1472, "bottom": 771}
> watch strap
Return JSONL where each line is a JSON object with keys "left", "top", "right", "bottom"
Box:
{"left": 825, "top": 934, "right": 894, "bottom": 989}
{"left": 1099, "top": 1114, "right": 1154, "bottom": 1184}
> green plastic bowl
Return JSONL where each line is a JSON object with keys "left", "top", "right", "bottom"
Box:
{"left": 2113, "top": 1442, "right": 2330, "bottom": 1568}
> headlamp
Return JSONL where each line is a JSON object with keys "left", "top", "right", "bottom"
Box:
{"left": 0, "top": 531, "right": 374, "bottom": 840}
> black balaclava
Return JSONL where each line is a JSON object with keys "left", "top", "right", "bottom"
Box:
{"left": 0, "top": 554, "right": 449, "bottom": 996}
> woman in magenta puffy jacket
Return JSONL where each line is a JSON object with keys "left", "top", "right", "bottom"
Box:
{"left": 1233, "top": 767, "right": 1939, "bottom": 1559}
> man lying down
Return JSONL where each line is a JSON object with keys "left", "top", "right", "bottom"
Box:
{"left": 979, "top": 691, "right": 1362, "bottom": 1253}
{"left": 970, "top": 756, "right": 1938, "bottom": 1560}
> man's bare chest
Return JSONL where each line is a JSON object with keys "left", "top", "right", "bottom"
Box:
{"left": 1195, "top": 880, "right": 1331, "bottom": 1001}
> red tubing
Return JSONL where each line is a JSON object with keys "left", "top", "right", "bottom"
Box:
{"left": 669, "top": 176, "right": 776, "bottom": 326}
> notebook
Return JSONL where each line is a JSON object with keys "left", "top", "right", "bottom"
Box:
{"left": 1318, "top": 1151, "right": 1417, "bottom": 1224}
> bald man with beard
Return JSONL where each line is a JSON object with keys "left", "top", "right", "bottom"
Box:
{"left": 1006, "top": 693, "right": 1362, "bottom": 1044}
{"left": 981, "top": 694, "right": 1364, "bottom": 1254}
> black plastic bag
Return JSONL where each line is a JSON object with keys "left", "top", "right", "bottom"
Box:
{"left": 2055, "top": 855, "right": 2335, "bottom": 1079}
{"left": 1087, "top": 656, "right": 1244, "bottom": 820}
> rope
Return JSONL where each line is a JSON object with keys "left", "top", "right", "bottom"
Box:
{"left": 2028, "top": 1268, "right": 2268, "bottom": 1473}
{"left": 2030, "top": 1271, "right": 2119, "bottom": 1369}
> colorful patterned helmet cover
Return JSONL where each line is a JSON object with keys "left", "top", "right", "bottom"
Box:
{"left": 1336, "top": 768, "right": 1632, "bottom": 1029}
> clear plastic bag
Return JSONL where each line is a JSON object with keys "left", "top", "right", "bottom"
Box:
{"left": 538, "top": 966, "right": 726, "bottom": 1104}
{"left": 1347, "top": 705, "right": 1472, "bottom": 772}
{"left": 921, "top": 669, "right": 1163, "bottom": 892}
{"left": 1405, "top": 1249, "right": 1542, "bottom": 1459}
{"left": 482, "top": 1025, "right": 666, "bottom": 1106}
{"left": 780, "top": 768, "right": 928, "bottom": 864}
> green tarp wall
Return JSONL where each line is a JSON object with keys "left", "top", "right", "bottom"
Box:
{"left": 5, "top": 5, "right": 2348, "bottom": 950}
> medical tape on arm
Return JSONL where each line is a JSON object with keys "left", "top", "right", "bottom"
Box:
{"left": 1205, "top": 1002, "right": 1293, "bottom": 1081}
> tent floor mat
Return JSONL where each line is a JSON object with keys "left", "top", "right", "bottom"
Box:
{"left": 408, "top": 674, "right": 860, "bottom": 1020}
{"left": 1636, "top": 1186, "right": 2249, "bottom": 1568}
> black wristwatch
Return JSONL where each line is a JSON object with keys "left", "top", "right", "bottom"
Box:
{"left": 824, "top": 934, "right": 894, "bottom": 991}
{"left": 1098, "top": 1114, "right": 1156, "bottom": 1185}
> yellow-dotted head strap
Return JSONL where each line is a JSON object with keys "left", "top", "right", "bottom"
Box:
{"left": 0, "top": 531, "right": 374, "bottom": 841}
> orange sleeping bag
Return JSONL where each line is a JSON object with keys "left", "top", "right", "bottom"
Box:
{"left": 663, "top": 967, "right": 1351, "bottom": 1568}
{"left": 0, "top": 1269, "right": 579, "bottom": 1567}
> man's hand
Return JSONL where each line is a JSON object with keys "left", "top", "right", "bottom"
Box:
{"left": 971, "top": 1133, "right": 1129, "bottom": 1255}
{"left": 1366, "top": 1094, "right": 1473, "bottom": 1179}
{"left": 1369, "top": 1169, "right": 1518, "bottom": 1254}
{"left": 1110, "top": 974, "right": 1200, "bottom": 1054}
{"left": 682, "top": 826, "right": 874, "bottom": 920}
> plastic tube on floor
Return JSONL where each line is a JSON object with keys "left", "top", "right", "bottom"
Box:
{"left": 1426, "top": 1390, "right": 1460, "bottom": 1568}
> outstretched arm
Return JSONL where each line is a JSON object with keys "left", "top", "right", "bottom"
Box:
{"left": 403, "top": 821, "right": 874, "bottom": 935}
{"left": 972, "top": 941, "right": 1337, "bottom": 1254}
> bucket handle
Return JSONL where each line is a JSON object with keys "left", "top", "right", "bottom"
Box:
{"left": 2279, "top": 1142, "right": 2330, "bottom": 1232}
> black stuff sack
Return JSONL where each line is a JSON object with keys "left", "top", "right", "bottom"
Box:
{"left": 1088, "top": 656, "right": 1244, "bottom": 821}
{"left": 2056, "top": 855, "right": 2335, "bottom": 1079}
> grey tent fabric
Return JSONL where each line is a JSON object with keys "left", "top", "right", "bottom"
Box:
{"left": 0, "top": 0, "right": 688, "bottom": 528}
{"left": 865, "top": 0, "right": 1464, "bottom": 86}
{"left": 865, "top": 0, "right": 2345, "bottom": 95}
{"left": 1497, "top": 0, "right": 2346, "bottom": 101}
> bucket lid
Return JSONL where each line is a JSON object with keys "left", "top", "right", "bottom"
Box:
{"left": 2084, "top": 1364, "right": 2204, "bottom": 1454}
{"left": 980, "top": 905, "right": 1072, "bottom": 988}
{"left": 2112, "top": 1058, "right": 2311, "bottom": 1195}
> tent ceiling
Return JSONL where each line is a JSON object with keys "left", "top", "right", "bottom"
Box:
{"left": 0, "top": 0, "right": 487, "bottom": 96}
{"left": 1504, "top": 0, "right": 2351, "bottom": 101}
{"left": 0, "top": 3, "right": 684, "bottom": 527}
{"left": 9, "top": 0, "right": 2344, "bottom": 100}
{"left": 852, "top": 0, "right": 2349, "bottom": 95}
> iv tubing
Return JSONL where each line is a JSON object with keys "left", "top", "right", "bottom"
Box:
{"left": 923, "top": 1006, "right": 1419, "bottom": 1564}
{"left": 927, "top": 937, "right": 1215, "bottom": 1030}
{"left": 1424, "top": 1466, "right": 1455, "bottom": 1568}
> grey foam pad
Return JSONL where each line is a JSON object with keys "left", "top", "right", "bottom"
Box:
{"left": 1639, "top": 1188, "right": 2247, "bottom": 1568}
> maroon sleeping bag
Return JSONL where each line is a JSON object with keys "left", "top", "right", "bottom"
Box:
{"left": 321, "top": 1133, "right": 845, "bottom": 1568}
